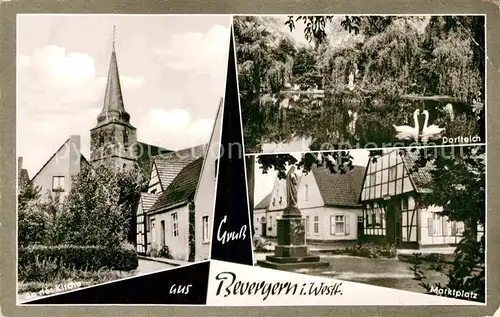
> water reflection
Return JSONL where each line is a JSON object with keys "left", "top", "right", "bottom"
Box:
{"left": 248, "top": 92, "right": 484, "bottom": 153}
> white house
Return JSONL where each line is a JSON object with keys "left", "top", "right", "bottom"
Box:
{"left": 136, "top": 99, "right": 223, "bottom": 261}
{"left": 30, "top": 135, "right": 90, "bottom": 203}
{"left": 359, "top": 149, "right": 468, "bottom": 248}
{"left": 254, "top": 165, "right": 366, "bottom": 243}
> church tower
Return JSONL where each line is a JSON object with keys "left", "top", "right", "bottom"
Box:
{"left": 90, "top": 29, "right": 138, "bottom": 170}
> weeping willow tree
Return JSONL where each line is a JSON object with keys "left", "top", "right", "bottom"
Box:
{"left": 235, "top": 16, "right": 294, "bottom": 152}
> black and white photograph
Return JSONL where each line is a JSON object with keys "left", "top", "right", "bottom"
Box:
{"left": 248, "top": 145, "right": 485, "bottom": 302}
{"left": 16, "top": 14, "right": 230, "bottom": 303}
{"left": 235, "top": 15, "right": 486, "bottom": 153}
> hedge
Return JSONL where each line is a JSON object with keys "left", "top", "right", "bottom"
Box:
{"left": 19, "top": 244, "right": 138, "bottom": 282}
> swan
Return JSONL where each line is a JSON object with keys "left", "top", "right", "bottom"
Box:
{"left": 393, "top": 109, "right": 420, "bottom": 140}
{"left": 422, "top": 110, "right": 445, "bottom": 136}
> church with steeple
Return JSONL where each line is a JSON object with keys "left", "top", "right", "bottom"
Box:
{"left": 90, "top": 39, "right": 139, "bottom": 171}
{"left": 28, "top": 31, "right": 224, "bottom": 262}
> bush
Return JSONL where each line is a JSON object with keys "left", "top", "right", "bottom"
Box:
{"left": 158, "top": 244, "right": 171, "bottom": 259}
{"left": 19, "top": 244, "right": 138, "bottom": 282}
{"left": 331, "top": 243, "right": 397, "bottom": 259}
{"left": 252, "top": 234, "right": 274, "bottom": 252}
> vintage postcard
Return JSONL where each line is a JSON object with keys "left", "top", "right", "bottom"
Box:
{"left": 1, "top": 1, "right": 499, "bottom": 316}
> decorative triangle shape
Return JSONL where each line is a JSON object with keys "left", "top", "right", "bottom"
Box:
{"left": 210, "top": 26, "right": 253, "bottom": 265}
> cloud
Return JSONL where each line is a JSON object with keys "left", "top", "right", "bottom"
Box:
{"left": 138, "top": 108, "right": 214, "bottom": 150}
{"left": 153, "top": 24, "right": 230, "bottom": 74}
{"left": 17, "top": 44, "right": 146, "bottom": 174}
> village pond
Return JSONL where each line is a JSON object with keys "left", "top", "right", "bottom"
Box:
{"left": 246, "top": 92, "right": 484, "bottom": 154}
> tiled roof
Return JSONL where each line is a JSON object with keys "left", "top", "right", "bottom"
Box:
{"left": 140, "top": 192, "right": 159, "bottom": 212}
{"left": 153, "top": 144, "right": 207, "bottom": 191}
{"left": 149, "top": 157, "right": 203, "bottom": 212}
{"left": 255, "top": 192, "right": 272, "bottom": 210}
{"left": 400, "top": 151, "right": 433, "bottom": 193}
{"left": 311, "top": 165, "right": 366, "bottom": 208}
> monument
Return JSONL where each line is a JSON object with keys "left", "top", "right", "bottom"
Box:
{"left": 256, "top": 166, "right": 329, "bottom": 270}
{"left": 347, "top": 72, "right": 355, "bottom": 91}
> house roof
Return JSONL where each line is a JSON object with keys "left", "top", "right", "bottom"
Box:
{"left": 400, "top": 151, "right": 433, "bottom": 193}
{"left": 29, "top": 138, "right": 87, "bottom": 183}
{"left": 140, "top": 192, "right": 160, "bottom": 212}
{"left": 153, "top": 144, "right": 207, "bottom": 191}
{"left": 149, "top": 157, "right": 203, "bottom": 213}
{"left": 255, "top": 192, "right": 272, "bottom": 210}
{"left": 311, "top": 165, "right": 366, "bottom": 208}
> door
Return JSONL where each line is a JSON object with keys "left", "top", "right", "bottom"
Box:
{"left": 357, "top": 216, "right": 364, "bottom": 239}
{"left": 160, "top": 220, "right": 166, "bottom": 247}
{"left": 261, "top": 217, "right": 267, "bottom": 237}
{"left": 150, "top": 218, "right": 156, "bottom": 247}
{"left": 386, "top": 201, "right": 402, "bottom": 247}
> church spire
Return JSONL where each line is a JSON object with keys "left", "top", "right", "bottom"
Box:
{"left": 96, "top": 25, "right": 131, "bottom": 127}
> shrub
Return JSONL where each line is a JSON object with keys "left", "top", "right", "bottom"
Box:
{"left": 158, "top": 244, "right": 171, "bottom": 259}
{"left": 18, "top": 244, "right": 138, "bottom": 282}
{"left": 252, "top": 234, "right": 274, "bottom": 252}
{"left": 331, "top": 243, "right": 397, "bottom": 259}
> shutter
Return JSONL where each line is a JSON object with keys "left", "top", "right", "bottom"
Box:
{"left": 330, "top": 216, "right": 335, "bottom": 235}
{"left": 345, "top": 215, "right": 350, "bottom": 235}
{"left": 428, "top": 218, "right": 433, "bottom": 236}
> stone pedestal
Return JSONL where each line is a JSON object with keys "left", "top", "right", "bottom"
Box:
{"left": 257, "top": 210, "right": 329, "bottom": 271}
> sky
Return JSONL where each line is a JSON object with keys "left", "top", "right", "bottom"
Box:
{"left": 17, "top": 14, "right": 231, "bottom": 175}
{"left": 252, "top": 149, "right": 370, "bottom": 205}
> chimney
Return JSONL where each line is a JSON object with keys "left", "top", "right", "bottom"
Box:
{"left": 69, "top": 135, "right": 81, "bottom": 176}
{"left": 18, "top": 157, "right": 23, "bottom": 175}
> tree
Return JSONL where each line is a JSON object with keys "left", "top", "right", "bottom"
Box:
{"left": 18, "top": 183, "right": 45, "bottom": 247}
{"left": 405, "top": 145, "right": 485, "bottom": 302}
{"left": 56, "top": 165, "right": 144, "bottom": 247}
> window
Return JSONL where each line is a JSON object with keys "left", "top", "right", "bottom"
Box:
{"left": 150, "top": 189, "right": 157, "bottom": 194}
{"left": 279, "top": 196, "right": 283, "bottom": 204}
{"left": 272, "top": 198, "right": 276, "bottom": 206}
{"left": 335, "top": 215, "right": 345, "bottom": 234}
{"left": 313, "top": 216, "right": 319, "bottom": 233}
{"left": 330, "top": 215, "right": 350, "bottom": 235}
{"left": 429, "top": 213, "right": 442, "bottom": 236}
{"left": 305, "top": 184, "right": 309, "bottom": 201}
{"left": 306, "top": 216, "right": 310, "bottom": 233}
{"left": 401, "top": 197, "right": 408, "bottom": 210}
{"left": 171, "top": 213, "right": 179, "bottom": 237}
{"left": 123, "top": 130, "right": 129, "bottom": 144}
{"left": 357, "top": 216, "right": 363, "bottom": 222}
{"left": 52, "top": 176, "right": 65, "bottom": 192}
{"left": 202, "top": 216, "right": 209, "bottom": 242}
{"left": 389, "top": 166, "right": 397, "bottom": 181}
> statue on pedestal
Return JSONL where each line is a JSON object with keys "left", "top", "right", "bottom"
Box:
{"left": 284, "top": 166, "right": 300, "bottom": 217}
{"left": 286, "top": 166, "right": 299, "bottom": 208}
{"left": 347, "top": 72, "right": 355, "bottom": 91}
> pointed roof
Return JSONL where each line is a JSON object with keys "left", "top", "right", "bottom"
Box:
{"left": 149, "top": 157, "right": 204, "bottom": 213}
{"left": 255, "top": 192, "right": 272, "bottom": 210}
{"left": 311, "top": 165, "right": 365, "bottom": 208}
{"left": 153, "top": 144, "right": 207, "bottom": 191}
{"left": 95, "top": 42, "right": 132, "bottom": 127}
{"left": 256, "top": 165, "right": 365, "bottom": 210}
